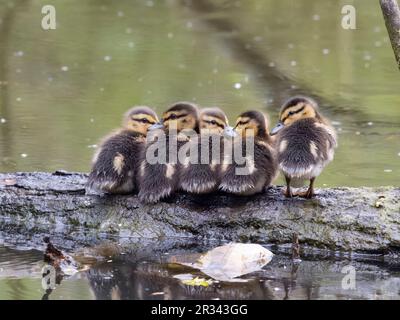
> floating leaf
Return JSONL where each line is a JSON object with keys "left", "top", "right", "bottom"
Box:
{"left": 170, "top": 243, "right": 273, "bottom": 282}
{"left": 182, "top": 277, "right": 213, "bottom": 287}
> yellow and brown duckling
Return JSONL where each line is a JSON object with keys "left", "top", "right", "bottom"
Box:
{"left": 270, "top": 96, "right": 337, "bottom": 199}
{"left": 86, "top": 106, "right": 159, "bottom": 194}
{"left": 138, "top": 102, "right": 200, "bottom": 203}
{"left": 179, "top": 107, "right": 230, "bottom": 194}
{"left": 219, "top": 110, "right": 277, "bottom": 196}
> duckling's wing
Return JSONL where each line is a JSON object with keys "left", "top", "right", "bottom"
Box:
{"left": 219, "top": 139, "right": 276, "bottom": 195}
{"left": 138, "top": 136, "right": 179, "bottom": 203}
{"left": 277, "top": 119, "right": 336, "bottom": 179}
{"left": 87, "top": 131, "right": 142, "bottom": 194}
{"left": 180, "top": 135, "right": 222, "bottom": 194}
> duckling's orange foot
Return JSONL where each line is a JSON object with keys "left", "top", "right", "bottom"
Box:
{"left": 296, "top": 190, "right": 315, "bottom": 199}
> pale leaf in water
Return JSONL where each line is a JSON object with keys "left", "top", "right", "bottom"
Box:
{"left": 171, "top": 243, "right": 273, "bottom": 282}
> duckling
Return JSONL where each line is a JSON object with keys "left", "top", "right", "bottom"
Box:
{"left": 219, "top": 110, "right": 277, "bottom": 196}
{"left": 138, "top": 102, "right": 200, "bottom": 203}
{"left": 270, "top": 96, "right": 337, "bottom": 199}
{"left": 179, "top": 107, "right": 230, "bottom": 194}
{"left": 86, "top": 106, "right": 159, "bottom": 195}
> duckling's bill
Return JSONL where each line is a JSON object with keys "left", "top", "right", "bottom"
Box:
{"left": 270, "top": 121, "right": 284, "bottom": 136}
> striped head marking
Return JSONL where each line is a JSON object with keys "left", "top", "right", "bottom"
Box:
{"left": 123, "top": 106, "right": 159, "bottom": 136}
{"left": 234, "top": 110, "right": 269, "bottom": 139}
{"left": 200, "top": 107, "right": 229, "bottom": 134}
{"left": 162, "top": 102, "right": 199, "bottom": 133}
{"left": 271, "top": 96, "right": 319, "bottom": 135}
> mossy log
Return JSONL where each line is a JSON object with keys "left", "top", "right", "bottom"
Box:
{"left": 0, "top": 172, "right": 399, "bottom": 254}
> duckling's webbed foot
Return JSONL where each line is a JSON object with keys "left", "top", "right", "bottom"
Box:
{"left": 297, "top": 178, "right": 315, "bottom": 199}
{"left": 284, "top": 176, "right": 293, "bottom": 198}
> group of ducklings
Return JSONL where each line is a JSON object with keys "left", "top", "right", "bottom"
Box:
{"left": 87, "top": 96, "right": 337, "bottom": 203}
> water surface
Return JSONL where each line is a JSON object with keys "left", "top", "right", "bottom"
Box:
{"left": 0, "top": 0, "right": 399, "bottom": 186}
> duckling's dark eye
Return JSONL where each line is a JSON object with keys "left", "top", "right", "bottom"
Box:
{"left": 141, "top": 119, "right": 149, "bottom": 124}
{"left": 170, "top": 114, "right": 177, "bottom": 120}
{"left": 288, "top": 111, "right": 294, "bottom": 116}
{"left": 211, "top": 120, "right": 217, "bottom": 125}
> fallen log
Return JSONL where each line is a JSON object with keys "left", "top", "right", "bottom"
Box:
{"left": 0, "top": 172, "right": 399, "bottom": 254}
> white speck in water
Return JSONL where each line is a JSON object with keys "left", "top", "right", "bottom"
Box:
{"left": 128, "top": 42, "right": 135, "bottom": 48}
{"left": 312, "top": 14, "right": 320, "bottom": 21}
{"left": 117, "top": 11, "right": 124, "bottom": 17}
{"left": 291, "top": 85, "right": 297, "bottom": 89}
{"left": 16, "top": 68, "right": 22, "bottom": 73}
{"left": 374, "top": 41, "right": 382, "bottom": 47}
{"left": 384, "top": 169, "right": 393, "bottom": 173}
{"left": 355, "top": 131, "right": 361, "bottom": 135}
{"left": 274, "top": 287, "right": 281, "bottom": 291}
{"left": 398, "top": 152, "right": 400, "bottom": 157}
{"left": 213, "top": 68, "right": 218, "bottom": 74}
{"left": 100, "top": 87, "right": 104, "bottom": 92}
{"left": 61, "top": 66, "right": 69, "bottom": 72}
{"left": 14, "top": 51, "right": 24, "bottom": 57}
{"left": 16, "top": 97, "right": 21, "bottom": 102}
{"left": 253, "top": 36, "right": 263, "bottom": 42}
{"left": 268, "top": 62, "right": 275, "bottom": 67}
{"left": 20, "top": 153, "right": 28, "bottom": 158}
{"left": 104, "top": 55, "right": 112, "bottom": 62}
{"left": 234, "top": 83, "right": 242, "bottom": 89}
{"left": 138, "top": 77, "right": 143, "bottom": 82}
{"left": 125, "top": 27, "right": 132, "bottom": 34}
{"left": 332, "top": 121, "right": 341, "bottom": 126}
{"left": 186, "top": 21, "right": 193, "bottom": 28}
{"left": 146, "top": 0, "right": 154, "bottom": 7}
{"left": 197, "top": 82, "right": 203, "bottom": 87}
{"left": 178, "top": 64, "right": 186, "bottom": 69}
{"left": 0, "top": 118, "right": 6, "bottom": 124}
{"left": 338, "top": 127, "right": 343, "bottom": 132}
{"left": 107, "top": 260, "right": 113, "bottom": 263}
{"left": 288, "top": 43, "right": 294, "bottom": 49}
{"left": 373, "top": 26, "right": 381, "bottom": 33}
{"left": 244, "top": 75, "right": 249, "bottom": 83}
{"left": 367, "top": 122, "right": 374, "bottom": 126}
{"left": 290, "top": 60, "right": 297, "bottom": 67}
{"left": 322, "top": 48, "right": 330, "bottom": 55}
{"left": 167, "top": 32, "right": 174, "bottom": 39}
{"left": 90, "top": 118, "right": 95, "bottom": 123}
{"left": 87, "top": 144, "right": 97, "bottom": 149}
{"left": 364, "top": 54, "right": 372, "bottom": 61}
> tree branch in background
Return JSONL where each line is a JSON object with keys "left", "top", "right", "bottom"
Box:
{"left": 380, "top": 0, "right": 400, "bottom": 69}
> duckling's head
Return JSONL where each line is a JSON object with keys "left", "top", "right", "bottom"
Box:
{"left": 161, "top": 102, "right": 200, "bottom": 133}
{"left": 122, "top": 106, "right": 159, "bottom": 136}
{"left": 199, "top": 107, "right": 229, "bottom": 134}
{"left": 271, "top": 96, "right": 320, "bottom": 135}
{"left": 234, "top": 110, "right": 269, "bottom": 139}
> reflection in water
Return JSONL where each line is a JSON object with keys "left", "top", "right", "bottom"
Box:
{"left": 1, "top": 244, "right": 400, "bottom": 300}
{"left": 0, "top": 0, "right": 399, "bottom": 186}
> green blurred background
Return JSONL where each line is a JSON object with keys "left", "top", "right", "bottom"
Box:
{"left": 0, "top": 0, "right": 399, "bottom": 186}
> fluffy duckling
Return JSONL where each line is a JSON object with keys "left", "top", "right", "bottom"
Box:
{"left": 270, "top": 96, "right": 337, "bottom": 199}
{"left": 179, "top": 107, "right": 230, "bottom": 194}
{"left": 219, "top": 110, "right": 277, "bottom": 196}
{"left": 138, "top": 102, "right": 200, "bottom": 203}
{"left": 87, "top": 106, "right": 159, "bottom": 194}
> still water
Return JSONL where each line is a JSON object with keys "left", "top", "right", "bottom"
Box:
{"left": 0, "top": 0, "right": 399, "bottom": 186}
{"left": 1, "top": 0, "right": 400, "bottom": 300}
{"left": 1, "top": 242, "right": 400, "bottom": 300}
